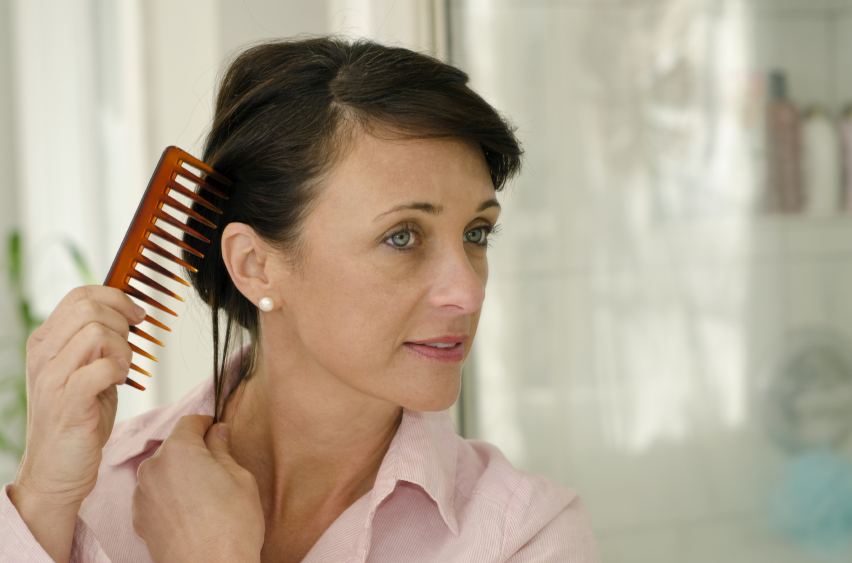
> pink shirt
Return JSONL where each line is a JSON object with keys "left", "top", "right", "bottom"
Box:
{"left": 1, "top": 376, "right": 599, "bottom": 562}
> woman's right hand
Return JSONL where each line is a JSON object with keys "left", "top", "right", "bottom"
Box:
{"left": 8, "top": 286, "right": 146, "bottom": 563}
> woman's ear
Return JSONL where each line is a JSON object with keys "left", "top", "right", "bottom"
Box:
{"left": 220, "top": 223, "right": 283, "bottom": 310}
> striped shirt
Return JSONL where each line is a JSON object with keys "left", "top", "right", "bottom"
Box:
{"left": 1, "top": 376, "right": 599, "bottom": 562}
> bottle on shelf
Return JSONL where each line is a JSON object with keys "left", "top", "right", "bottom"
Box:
{"left": 802, "top": 106, "right": 840, "bottom": 216}
{"left": 839, "top": 105, "right": 852, "bottom": 212}
{"left": 764, "top": 71, "right": 803, "bottom": 214}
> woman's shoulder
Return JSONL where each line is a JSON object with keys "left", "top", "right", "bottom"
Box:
{"left": 452, "top": 437, "right": 600, "bottom": 560}
{"left": 393, "top": 411, "right": 599, "bottom": 560}
{"left": 455, "top": 437, "right": 575, "bottom": 511}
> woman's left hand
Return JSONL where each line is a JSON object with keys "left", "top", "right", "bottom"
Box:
{"left": 132, "top": 415, "right": 265, "bottom": 563}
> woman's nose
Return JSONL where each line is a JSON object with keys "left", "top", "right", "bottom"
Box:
{"left": 428, "top": 246, "right": 486, "bottom": 314}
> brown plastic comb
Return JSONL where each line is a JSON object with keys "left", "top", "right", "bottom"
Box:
{"left": 103, "top": 146, "right": 231, "bottom": 390}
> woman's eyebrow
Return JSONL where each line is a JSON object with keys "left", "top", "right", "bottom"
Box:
{"left": 373, "top": 202, "right": 443, "bottom": 222}
{"left": 373, "top": 198, "right": 501, "bottom": 223}
{"left": 477, "top": 198, "right": 501, "bottom": 212}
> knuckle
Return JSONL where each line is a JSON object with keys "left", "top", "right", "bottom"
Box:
{"left": 99, "top": 357, "right": 124, "bottom": 378}
{"left": 115, "top": 337, "right": 132, "bottom": 357}
{"left": 25, "top": 330, "right": 43, "bottom": 353}
{"left": 69, "top": 286, "right": 90, "bottom": 301}
{"left": 82, "top": 322, "right": 110, "bottom": 342}
{"left": 136, "top": 458, "right": 152, "bottom": 480}
{"left": 25, "top": 349, "right": 45, "bottom": 376}
{"left": 156, "top": 440, "right": 185, "bottom": 462}
{"left": 239, "top": 469, "right": 259, "bottom": 491}
{"left": 74, "top": 299, "right": 99, "bottom": 319}
{"left": 32, "top": 367, "right": 52, "bottom": 394}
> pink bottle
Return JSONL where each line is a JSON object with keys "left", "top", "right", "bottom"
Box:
{"left": 765, "top": 71, "right": 803, "bottom": 213}
{"left": 838, "top": 106, "right": 852, "bottom": 212}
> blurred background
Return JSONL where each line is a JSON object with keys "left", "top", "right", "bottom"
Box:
{"left": 2, "top": 0, "right": 852, "bottom": 561}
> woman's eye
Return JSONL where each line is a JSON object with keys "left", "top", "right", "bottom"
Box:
{"left": 465, "top": 227, "right": 488, "bottom": 245}
{"left": 388, "top": 231, "right": 413, "bottom": 247}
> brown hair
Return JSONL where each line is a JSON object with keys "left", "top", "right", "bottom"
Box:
{"left": 184, "top": 37, "right": 522, "bottom": 420}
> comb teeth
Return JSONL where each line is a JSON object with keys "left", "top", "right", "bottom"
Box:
{"left": 175, "top": 151, "right": 233, "bottom": 188}
{"left": 175, "top": 167, "right": 229, "bottom": 199}
{"left": 153, "top": 209, "right": 210, "bottom": 243}
{"left": 129, "top": 343, "right": 159, "bottom": 362}
{"left": 134, "top": 254, "right": 190, "bottom": 287}
{"left": 102, "top": 146, "right": 230, "bottom": 390}
{"left": 130, "top": 325, "right": 165, "bottom": 347}
{"left": 166, "top": 180, "right": 223, "bottom": 214}
{"left": 147, "top": 224, "right": 204, "bottom": 259}
{"left": 128, "top": 270, "right": 185, "bottom": 303}
{"left": 162, "top": 194, "right": 217, "bottom": 229}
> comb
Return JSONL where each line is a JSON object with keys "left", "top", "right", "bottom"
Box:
{"left": 103, "top": 146, "right": 231, "bottom": 390}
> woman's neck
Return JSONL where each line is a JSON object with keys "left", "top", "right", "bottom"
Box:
{"left": 220, "top": 342, "right": 402, "bottom": 531}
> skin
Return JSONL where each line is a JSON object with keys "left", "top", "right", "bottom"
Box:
{"left": 10, "top": 132, "right": 500, "bottom": 563}
{"left": 9, "top": 287, "right": 141, "bottom": 563}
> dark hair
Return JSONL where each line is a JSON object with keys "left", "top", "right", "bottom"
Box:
{"left": 184, "top": 37, "right": 522, "bottom": 421}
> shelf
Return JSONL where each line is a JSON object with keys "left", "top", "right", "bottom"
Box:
{"left": 750, "top": 0, "right": 852, "bottom": 15}
{"left": 489, "top": 214, "right": 852, "bottom": 279}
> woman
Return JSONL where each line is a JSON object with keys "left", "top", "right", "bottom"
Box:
{"left": 1, "top": 38, "right": 599, "bottom": 563}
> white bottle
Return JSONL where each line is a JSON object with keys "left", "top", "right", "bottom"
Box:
{"left": 802, "top": 107, "right": 841, "bottom": 216}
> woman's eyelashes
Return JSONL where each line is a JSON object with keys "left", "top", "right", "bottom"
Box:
{"left": 382, "top": 222, "right": 499, "bottom": 250}
{"left": 384, "top": 222, "right": 422, "bottom": 249}
{"left": 464, "top": 224, "right": 498, "bottom": 247}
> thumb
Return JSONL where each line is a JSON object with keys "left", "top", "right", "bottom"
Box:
{"left": 203, "top": 423, "right": 242, "bottom": 475}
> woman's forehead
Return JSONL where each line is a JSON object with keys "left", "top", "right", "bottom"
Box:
{"left": 324, "top": 133, "right": 493, "bottom": 205}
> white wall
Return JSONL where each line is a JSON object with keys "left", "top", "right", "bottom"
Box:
{"left": 0, "top": 0, "right": 22, "bottom": 484}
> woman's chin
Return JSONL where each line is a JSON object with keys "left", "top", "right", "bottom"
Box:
{"left": 396, "top": 376, "right": 462, "bottom": 413}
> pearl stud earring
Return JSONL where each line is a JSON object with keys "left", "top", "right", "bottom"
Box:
{"left": 258, "top": 297, "right": 274, "bottom": 312}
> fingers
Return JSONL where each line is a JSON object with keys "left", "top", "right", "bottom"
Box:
{"left": 131, "top": 483, "right": 144, "bottom": 533}
{"left": 45, "top": 323, "right": 133, "bottom": 385}
{"left": 137, "top": 416, "right": 213, "bottom": 491}
{"left": 34, "top": 300, "right": 137, "bottom": 366}
{"left": 66, "top": 357, "right": 130, "bottom": 400}
{"left": 203, "top": 423, "right": 241, "bottom": 472}
{"left": 162, "top": 417, "right": 248, "bottom": 480}
{"left": 29, "top": 286, "right": 145, "bottom": 351}
{"left": 168, "top": 414, "right": 214, "bottom": 443}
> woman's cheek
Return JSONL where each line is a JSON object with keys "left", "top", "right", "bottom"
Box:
{"left": 305, "top": 267, "right": 411, "bottom": 361}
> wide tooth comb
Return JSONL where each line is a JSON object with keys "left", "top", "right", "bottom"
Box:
{"left": 104, "top": 146, "right": 231, "bottom": 390}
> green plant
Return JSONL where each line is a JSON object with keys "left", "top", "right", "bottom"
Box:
{"left": 0, "top": 232, "right": 96, "bottom": 462}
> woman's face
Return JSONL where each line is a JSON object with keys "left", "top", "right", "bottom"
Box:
{"left": 272, "top": 133, "right": 499, "bottom": 412}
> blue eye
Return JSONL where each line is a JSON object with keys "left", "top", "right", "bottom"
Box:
{"left": 465, "top": 227, "right": 488, "bottom": 245}
{"left": 389, "top": 231, "right": 412, "bottom": 247}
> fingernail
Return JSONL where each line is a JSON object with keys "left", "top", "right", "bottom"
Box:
{"left": 134, "top": 305, "right": 146, "bottom": 320}
{"left": 217, "top": 423, "right": 230, "bottom": 443}
{"left": 118, "top": 359, "right": 130, "bottom": 372}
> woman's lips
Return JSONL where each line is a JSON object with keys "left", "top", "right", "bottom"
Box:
{"left": 404, "top": 342, "right": 465, "bottom": 362}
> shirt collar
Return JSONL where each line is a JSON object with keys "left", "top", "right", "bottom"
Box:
{"left": 367, "top": 409, "right": 460, "bottom": 537}
{"left": 102, "top": 364, "right": 461, "bottom": 538}
{"left": 102, "top": 374, "right": 216, "bottom": 466}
